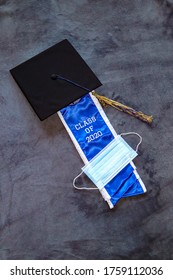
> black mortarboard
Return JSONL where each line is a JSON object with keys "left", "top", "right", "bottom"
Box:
{"left": 10, "top": 39, "right": 102, "bottom": 120}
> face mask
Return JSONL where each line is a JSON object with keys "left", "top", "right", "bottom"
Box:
{"left": 82, "top": 135, "right": 137, "bottom": 190}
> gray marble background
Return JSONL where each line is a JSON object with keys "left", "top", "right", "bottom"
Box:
{"left": 0, "top": 0, "right": 173, "bottom": 259}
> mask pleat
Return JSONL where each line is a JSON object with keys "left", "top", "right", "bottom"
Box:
{"left": 82, "top": 136, "right": 137, "bottom": 189}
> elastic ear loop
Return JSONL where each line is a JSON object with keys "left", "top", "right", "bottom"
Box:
{"left": 73, "top": 132, "right": 142, "bottom": 190}
{"left": 120, "top": 132, "right": 142, "bottom": 152}
{"left": 73, "top": 170, "right": 98, "bottom": 190}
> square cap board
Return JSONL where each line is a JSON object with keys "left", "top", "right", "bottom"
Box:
{"left": 10, "top": 39, "right": 102, "bottom": 120}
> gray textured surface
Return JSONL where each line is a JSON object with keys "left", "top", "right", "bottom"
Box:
{"left": 0, "top": 0, "right": 173, "bottom": 259}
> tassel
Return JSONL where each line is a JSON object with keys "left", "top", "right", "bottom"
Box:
{"left": 92, "top": 91, "right": 153, "bottom": 125}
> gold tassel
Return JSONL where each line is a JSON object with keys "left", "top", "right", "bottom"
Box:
{"left": 92, "top": 91, "right": 153, "bottom": 125}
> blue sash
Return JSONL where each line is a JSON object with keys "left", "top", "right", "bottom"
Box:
{"left": 58, "top": 93, "right": 146, "bottom": 208}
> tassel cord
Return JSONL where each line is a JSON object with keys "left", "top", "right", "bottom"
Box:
{"left": 92, "top": 91, "right": 153, "bottom": 125}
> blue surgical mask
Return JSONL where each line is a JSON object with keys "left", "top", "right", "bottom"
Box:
{"left": 82, "top": 135, "right": 137, "bottom": 190}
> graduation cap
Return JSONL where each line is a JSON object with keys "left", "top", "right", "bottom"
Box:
{"left": 10, "top": 39, "right": 102, "bottom": 120}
